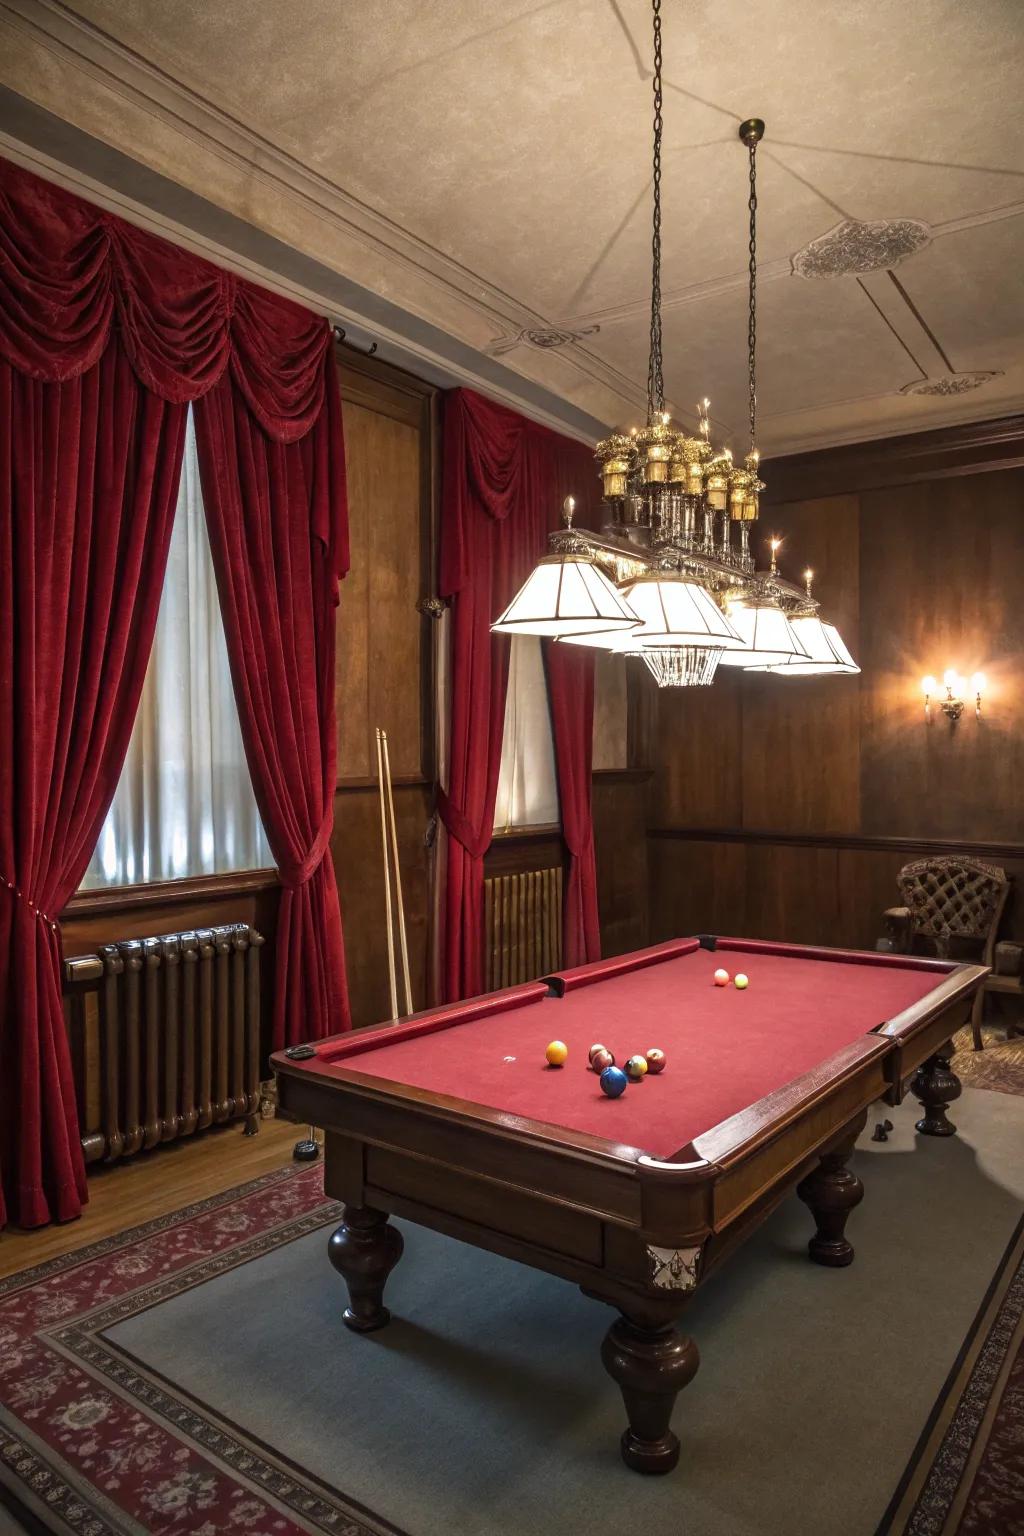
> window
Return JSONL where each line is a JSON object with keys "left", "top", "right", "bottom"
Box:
{"left": 492, "top": 637, "right": 560, "bottom": 833}
{"left": 80, "top": 410, "right": 272, "bottom": 889}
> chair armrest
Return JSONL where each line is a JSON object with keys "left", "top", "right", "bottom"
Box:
{"left": 881, "top": 906, "right": 913, "bottom": 954}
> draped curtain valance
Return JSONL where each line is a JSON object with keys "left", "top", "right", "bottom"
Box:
{"left": 0, "top": 157, "right": 332, "bottom": 447}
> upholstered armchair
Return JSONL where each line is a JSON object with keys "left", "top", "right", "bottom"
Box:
{"left": 882, "top": 857, "right": 1011, "bottom": 1050}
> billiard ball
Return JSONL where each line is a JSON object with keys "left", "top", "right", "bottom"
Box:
{"left": 734, "top": 973, "right": 749, "bottom": 990}
{"left": 625, "top": 1054, "right": 648, "bottom": 1081}
{"left": 545, "top": 1040, "right": 568, "bottom": 1067}
{"left": 599, "top": 1065, "right": 628, "bottom": 1098}
{"left": 713, "top": 968, "right": 730, "bottom": 987}
{"left": 645, "top": 1048, "right": 666, "bottom": 1074}
{"left": 588, "top": 1043, "right": 608, "bottom": 1065}
{"left": 590, "top": 1047, "right": 615, "bottom": 1073}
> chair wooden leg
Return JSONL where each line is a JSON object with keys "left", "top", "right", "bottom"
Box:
{"left": 971, "top": 988, "right": 985, "bottom": 1052}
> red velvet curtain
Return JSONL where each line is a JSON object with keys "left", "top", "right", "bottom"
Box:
{"left": 0, "top": 344, "right": 186, "bottom": 1229}
{"left": 0, "top": 156, "right": 349, "bottom": 1225}
{"left": 544, "top": 642, "right": 601, "bottom": 967}
{"left": 194, "top": 358, "right": 350, "bottom": 1050}
{"left": 437, "top": 388, "right": 601, "bottom": 1001}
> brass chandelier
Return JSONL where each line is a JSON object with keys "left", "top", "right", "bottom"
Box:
{"left": 493, "top": 0, "right": 858, "bottom": 687}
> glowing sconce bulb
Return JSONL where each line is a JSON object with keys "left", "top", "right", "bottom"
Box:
{"left": 924, "top": 667, "right": 984, "bottom": 724}
{"left": 922, "top": 675, "right": 936, "bottom": 722}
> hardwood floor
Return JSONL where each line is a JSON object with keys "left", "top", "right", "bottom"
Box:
{"left": 0, "top": 1117, "right": 302, "bottom": 1280}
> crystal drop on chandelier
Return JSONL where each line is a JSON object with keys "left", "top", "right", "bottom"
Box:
{"left": 643, "top": 646, "right": 723, "bottom": 688}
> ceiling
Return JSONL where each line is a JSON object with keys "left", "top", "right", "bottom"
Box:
{"left": 1, "top": 0, "right": 1023, "bottom": 452}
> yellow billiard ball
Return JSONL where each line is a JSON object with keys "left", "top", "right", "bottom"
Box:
{"left": 734, "top": 973, "right": 749, "bottom": 990}
{"left": 545, "top": 1040, "right": 569, "bottom": 1067}
{"left": 625, "top": 1054, "right": 648, "bottom": 1081}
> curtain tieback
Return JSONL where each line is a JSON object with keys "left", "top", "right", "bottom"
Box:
{"left": 278, "top": 808, "right": 335, "bottom": 890}
{"left": 0, "top": 875, "right": 60, "bottom": 933}
{"left": 436, "top": 787, "right": 491, "bottom": 861}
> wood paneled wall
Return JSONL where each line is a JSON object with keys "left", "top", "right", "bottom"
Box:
{"left": 650, "top": 420, "right": 1024, "bottom": 952}
{"left": 328, "top": 351, "right": 437, "bottom": 1026}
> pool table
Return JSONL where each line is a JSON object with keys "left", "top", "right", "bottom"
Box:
{"left": 272, "top": 935, "right": 986, "bottom": 1476}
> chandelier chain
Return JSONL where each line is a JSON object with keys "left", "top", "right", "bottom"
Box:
{"left": 647, "top": 0, "right": 664, "bottom": 418}
{"left": 747, "top": 135, "right": 758, "bottom": 452}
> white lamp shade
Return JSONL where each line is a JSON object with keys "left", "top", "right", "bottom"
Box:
{"left": 820, "top": 622, "right": 860, "bottom": 674}
{"left": 613, "top": 576, "right": 743, "bottom": 649}
{"left": 491, "top": 557, "right": 640, "bottom": 639}
{"left": 559, "top": 575, "right": 741, "bottom": 651}
{"left": 717, "top": 598, "right": 810, "bottom": 667}
{"left": 752, "top": 614, "right": 861, "bottom": 675}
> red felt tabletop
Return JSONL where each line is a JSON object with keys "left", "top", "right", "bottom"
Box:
{"left": 311, "top": 946, "right": 950, "bottom": 1159}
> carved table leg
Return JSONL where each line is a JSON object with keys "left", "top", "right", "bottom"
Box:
{"left": 796, "top": 1116, "right": 866, "bottom": 1268}
{"left": 328, "top": 1205, "right": 404, "bottom": 1332}
{"left": 600, "top": 1308, "right": 700, "bottom": 1474}
{"left": 909, "top": 1044, "right": 961, "bottom": 1137}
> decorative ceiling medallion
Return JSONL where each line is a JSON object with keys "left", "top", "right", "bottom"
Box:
{"left": 792, "top": 218, "right": 932, "bottom": 279}
{"left": 490, "top": 323, "right": 600, "bottom": 356}
{"left": 900, "top": 371, "right": 1003, "bottom": 397}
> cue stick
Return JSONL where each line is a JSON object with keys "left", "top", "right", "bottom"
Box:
{"left": 381, "top": 728, "right": 414, "bottom": 1016}
{"left": 376, "top": 727, "right": 399, "bottom": 1021}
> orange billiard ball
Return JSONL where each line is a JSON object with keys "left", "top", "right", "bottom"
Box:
{"left": 645, "top": 1048, "right": 666, "bottom": 1074}
{"left": 545, "top": 1040, "right": 569, "bottom": 1067}
{"left": 713, "top": 968, "right": 730, "bottom": 987}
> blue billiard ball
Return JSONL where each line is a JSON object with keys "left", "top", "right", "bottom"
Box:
{"left": 599, "top": 1065, "right": 629, "bottom": 1099}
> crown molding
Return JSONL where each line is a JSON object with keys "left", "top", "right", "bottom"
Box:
{"left": 764, "top": 412, "right": 1024, "bottom": 500}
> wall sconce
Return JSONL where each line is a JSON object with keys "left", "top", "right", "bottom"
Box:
{"left": 922, "top": 670, "right": 985, "bottom": 723}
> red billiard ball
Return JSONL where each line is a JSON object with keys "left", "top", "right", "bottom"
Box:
{"left": 645, "top": 1048, "right": 666, "bottom": 1074}
{"left": 591, "top": 1047, "right": 615, "bottom": 1073}
{"left": 588, "top": 1043, "right": 608, "bottom": 1065}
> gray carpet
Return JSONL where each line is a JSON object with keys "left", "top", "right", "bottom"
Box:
{"left": 107, "top": 1087, "right": 1024, "bottom": 1536}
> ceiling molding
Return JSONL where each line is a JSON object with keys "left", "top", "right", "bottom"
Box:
{"left": 1, "top": 0, "right": 1021, "bottom": 454}
{"left": 0, "top": 119, "right": 615, "bottom": 445}
{"left": 0, "top": 0, "right": 637, "bottom": 425}
{"left": 764, "top": 412, "right": 1024, "bottom": 501}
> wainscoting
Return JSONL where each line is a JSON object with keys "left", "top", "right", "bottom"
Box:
{"left": 647, "top": 419, "right": 1024, "bottom": 956}
{"left": 649, "top": 829, "right": 1024, "bottom": 952}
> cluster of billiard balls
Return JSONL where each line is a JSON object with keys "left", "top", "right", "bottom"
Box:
{"left": 544, "top": 1039, "right": 666, "bottom": 1098}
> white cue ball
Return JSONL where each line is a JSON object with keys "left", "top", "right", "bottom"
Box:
{"left": 713, "top": 968, "right": 730, "bottom": 987}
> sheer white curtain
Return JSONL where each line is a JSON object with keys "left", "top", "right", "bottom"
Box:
{"left": 81, "top": 409, "right": 273, "bottom": 889}
{"left": 493, "top": 637, "right": 560, "bottom": 832}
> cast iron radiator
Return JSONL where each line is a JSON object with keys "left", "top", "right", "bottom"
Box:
{"left": 62, "top": 924, "right": 265, "bottom": 1164}
{"left": 483, "top": 867, "right": 563, "bottom": 990}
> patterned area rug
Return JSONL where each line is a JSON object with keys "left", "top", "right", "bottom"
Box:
{"left": 879, "top": 1212, "right": 1024, "bottom": 1534}
{"left": 0, "top": 1164, "right": 361, "bottom": 1536}
{"left": 2, "top": 1120, "right": 1023, "bottom": 1536}
{"left": 953, "top": 1026, "right": 1024, "bottom": 1098}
